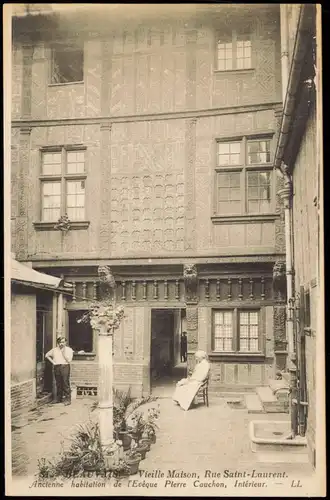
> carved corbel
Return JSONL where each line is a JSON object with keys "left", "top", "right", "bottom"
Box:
{"left": 273, "top": 260, "right": 287, "bottom": 302}
{"left": 183, "top": 263, "right": 198, "bottom": 304}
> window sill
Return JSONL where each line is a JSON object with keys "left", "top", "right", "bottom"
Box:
{"left": 208, "top": 352, "right": 266, "bottom": 362}
{"left": 48, "top": 81, "right": 84, "bottom": 87}
{"left": 73, "top": 352, "right": 96, "bottom": 361}
{"left": 33, "top": 221, "right": 90, "bottom": 231}
{"left": 211, "top": 214, "right": 279, "bottom": 224}
{"left": 214, "top": 68, "right": 255, "bottom": 75}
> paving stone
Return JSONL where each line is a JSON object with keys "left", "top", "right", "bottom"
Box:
{"left": 11, "top": 397, "right": 315, "bottom": 481}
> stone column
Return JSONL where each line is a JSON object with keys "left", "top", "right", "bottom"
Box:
{"left": 98, "top": 325, "right": 114, "bottom": 448}
{"left": 183, "top": 264, "right": 199, "bottom": 373}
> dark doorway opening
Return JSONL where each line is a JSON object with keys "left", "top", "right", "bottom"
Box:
{"left": 150, "top": 308, "right": 187, "bottom": 396}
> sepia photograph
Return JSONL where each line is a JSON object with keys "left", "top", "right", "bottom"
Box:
{"left": 4, "top": 3, "right": 325, "bottom": 496}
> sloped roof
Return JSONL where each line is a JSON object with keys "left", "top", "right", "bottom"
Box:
{"left": 11, "top": 258, "right": 64, "bottom": 289}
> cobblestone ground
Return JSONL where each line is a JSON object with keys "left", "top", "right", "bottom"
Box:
{"left": 10, "top": 396, "right": 317, "bottom": 496}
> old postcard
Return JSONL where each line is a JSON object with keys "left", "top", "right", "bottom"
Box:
{"left": 4, "top": 3, "right": 325, "bottom": 497}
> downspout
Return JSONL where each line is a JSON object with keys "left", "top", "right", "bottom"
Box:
{"left": 275, "top": 4, "right": 306, "bottom": 438}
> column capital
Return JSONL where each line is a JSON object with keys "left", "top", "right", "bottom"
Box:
{"left": 278, "top": 186, "right": 292, "bottom": 208}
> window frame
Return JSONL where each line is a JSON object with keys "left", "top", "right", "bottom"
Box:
{"left": 211, "top": 307, "right": 264, "bottom": 356}
{"left": 35, "top": 146, "right": 89, "bottom": 230}
{"left": 67, "top": 307, "right": 97, "bottom": 358}
{"left": 215, "top": 29, "right": 254, "bottom": 73}
{"left": 49, "top": 41, "right": 84, "bottom": 86}
{"left": 213, "top": 134, "right": 275, "bottom": 220}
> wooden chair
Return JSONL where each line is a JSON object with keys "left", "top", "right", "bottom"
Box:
{"left": 197, "top": 375, "right": 209, "bottom": 407}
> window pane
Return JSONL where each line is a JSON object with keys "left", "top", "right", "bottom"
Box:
{"left": 42, "top": 152, "right": 62, "bottom": 175}
{"left": 247, "top": 171, "right": 271, "bottom": 213}
{"left": 217, "top": 171, "right": 241, "bottom": 214}
{"left": 42, "top": 182, "right": 61, "bottom": 221}
{"left": 66, "top": 180, "right": 85, "bottom": 220}
{"left": 248, "top": 140, "right": 271, "bottom": 164}
{"left": 213, "top": 310, "right": 233, "bottom": 352}
{"left": 218, "top": 142, "right": 241, "bottom": 165}
{"left": 239, "top": 311, "right": 259, "bottom": 352}
{"left": 67, "top": 150, "right": 85, "bottom": 174}
{"left": 217, "top": 40, "right": 233, "bottom": 70}
{"left": 68, "top": 310, "right": 93, "bottom": 352}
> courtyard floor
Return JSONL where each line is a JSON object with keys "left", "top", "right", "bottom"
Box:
{"left": 8, "top": 395, "right": 318, "bottom": 496}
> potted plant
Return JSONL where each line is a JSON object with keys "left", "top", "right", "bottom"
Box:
{"left": 143, "top": 407, "right": 160, "bottom": 444}
{"left": 125, "top": 449, "right": 142, "bottom": 475}
{"left": 107, "top": 458, "right": 131, "bottom": 478}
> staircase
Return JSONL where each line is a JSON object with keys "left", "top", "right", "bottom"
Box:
{"left": 245, "top": 378, "right": 290, "bottom": 414}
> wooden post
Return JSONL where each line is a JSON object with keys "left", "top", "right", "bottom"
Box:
{"left": 98, "top": 325, "right": 114, "bottom": 449}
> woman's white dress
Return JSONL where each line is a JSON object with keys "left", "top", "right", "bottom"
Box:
{"left": 172, "top": 359, "right": 210, "bottom": 411}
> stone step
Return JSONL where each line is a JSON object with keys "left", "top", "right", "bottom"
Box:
{"left": 245, "top": 394, "right": 265, "bottom": 414}
{"left": 256, "top": 386, "right": 289, "bottom": 413}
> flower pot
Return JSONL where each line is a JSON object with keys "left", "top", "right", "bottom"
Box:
{"left": 118, "top": 431, "right": 132, "bottom": 451}
{"left": 104, "top": 454, "right": 117, "bottom": 469}
{"left": 139, "top": 438, "right": 151, "bottom": 451}
{"left": 126, "top": 457, "right": 141, "bottom": 475}
{"left": 135, "top": 443, "right": 148, "bottom": 460}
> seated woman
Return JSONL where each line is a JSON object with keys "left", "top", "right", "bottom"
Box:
{"left": 172, "top": 350, "right": 210, "bottom": 411}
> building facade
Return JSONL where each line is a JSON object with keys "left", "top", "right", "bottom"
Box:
{"left": 274, "top": 4, "right": 321, "bottom": 468}
{"left": 11, "top": 4, "right": 287, "bottom": 398}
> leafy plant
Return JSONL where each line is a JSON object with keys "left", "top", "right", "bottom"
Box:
{"left": 125, "top": 395, "right": 157, "bottom": 420}
{"left": 36, "top": 420, "right": 105, "bottom": 479}
{"left": 110, "top": 459, "right": 131, "bottom": 478}
{"left": 125, "top": 449, "right": 142, "bottom": 461}
{"left": 143, "top": 407, "right": 160, "bottom": 438}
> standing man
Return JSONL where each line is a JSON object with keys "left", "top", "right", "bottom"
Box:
{"left": 45, "top": 337, "right": 74, "bottom": 405}
{"left": 180, "top": 331, "right": 188, "bottom": 363}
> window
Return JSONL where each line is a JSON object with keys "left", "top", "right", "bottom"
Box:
{"left": 213, "top": 309, "right": 261, "bottom": 353}
{"left": 40, "top": 149, "right": 86, "bottom": 222}
{"left": 215, "top": 136, "right": 273, "bottom": 216}
{"left": 51, "top": 42, "right": 84, "bottom": 84}
{"left": 217, "top": 30, "right": 252, "bottom": 71}
{"left": 68, "top": 310, "right": 94, "bottom": 353}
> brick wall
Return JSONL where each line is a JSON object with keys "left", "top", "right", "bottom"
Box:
{"left": 11, "top": 379, "right": 36, "bottom": 416}
{"left": 70, "top": 361, "right": 146, "bottom": 398}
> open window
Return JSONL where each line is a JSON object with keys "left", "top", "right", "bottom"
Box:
{"left": 51, "top": 41, "right": 84, "bottom": 84}
{"left": 68, "top": 310, "right": 94, "bottom": 354}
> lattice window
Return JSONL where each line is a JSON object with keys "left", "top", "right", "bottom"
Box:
{"left": 40, "top": 148, "right": 86, "bottom": 222}
{"left": 217, "top": 30, "right": 252, "bottom": 71}
{"left": 239, "top": 310, "right": 260, "bottom": 352}
{"left": 215, "top": 136, "right": 273, "bottom": 216}
{"left": 213, "top": 311, "right": 233, "bottom": 352}
{"left": 213, "top": 308, "right": 262, "bottom": 353}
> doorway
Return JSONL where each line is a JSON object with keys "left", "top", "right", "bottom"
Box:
{"left": 150, "top": 308, "right": 187, "bottom": 396}
{"left": 36, "top": 295, "right": 53, "bottom": 397}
